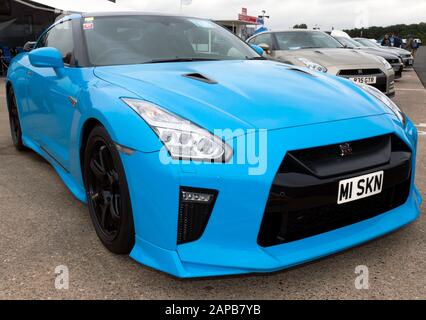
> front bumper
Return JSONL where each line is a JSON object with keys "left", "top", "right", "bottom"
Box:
{"left": 392, "top": 63, "right": 403, "bottom": 79}
{"left": 403, "top": 57, "right": 414, "bottom": 67}
{"left": 331, "top": 66, "right": 395, "bottom": 97}
{"left": 123, "top": 115, "right": 421, "bottom": 278}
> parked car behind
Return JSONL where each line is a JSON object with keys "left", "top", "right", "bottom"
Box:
{"left": 354, "top": 38, "right": 414, "bottom": 67}
{"left": 248, "top": 30, "right": 395, "bottom": 97}
{"left": 334, "top": 36, "right": 404, "bottom": 79}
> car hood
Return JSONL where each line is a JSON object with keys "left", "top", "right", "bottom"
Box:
{"left": 94, "top": 60, "right": 387, "bottom": 132}
{"left": 354, "top": 48, "right": 400, "bottom": 59}
{"left": 386, "top": 47, "right": 412, "bottom": 56}
{"left": 274, "top": 48, "right": 382, "bottom": 68}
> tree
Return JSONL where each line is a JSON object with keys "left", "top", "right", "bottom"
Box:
{"left": 293, "top": 24, "right": 308, "bottom": 29}
{"left": 343, "top": 22, "right": 426, "bottom": 43}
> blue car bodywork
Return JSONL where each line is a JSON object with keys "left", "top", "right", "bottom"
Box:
{"left": 5, "top": 13, "right": 422, "bottom": 278}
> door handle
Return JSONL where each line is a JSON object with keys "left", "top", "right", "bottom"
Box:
{"left": 26, "top": 70, "right": 33, "bottom": 76}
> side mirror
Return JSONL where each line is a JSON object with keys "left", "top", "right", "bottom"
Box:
{"left": 29, "top": 47, "right": 64, "bottom": 69}
{"left": 258, "top": 43, "right": 271, "bottom": 53}
{"left": 250, "top": 44, "right": 264, "bottom": 56}
{"left": 23, "top": 41, "right": 37, "bottom": 52}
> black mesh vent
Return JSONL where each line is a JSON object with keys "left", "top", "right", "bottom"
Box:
{"left": 258, "top": 134, "right": 412, "bottom": 247}
{"left": 338, "top": 69, "right": 383, "bottom": 76}
{"left": 177, "top": 188, "right": 218, "bottom": 245}
{"left": 258, "top": 178, "right": 411, "bottom": 247}
{"left": 387, "top": 59, "right": 400, "bottom": 64}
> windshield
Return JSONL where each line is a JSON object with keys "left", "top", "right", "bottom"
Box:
{"left": 82, "top": 15, "right": 260, "bottom": 66}
{"left": 275, "top": 31, "right": 343, "bottom": 50}
{"left": 335, "top": 37, "right": 364, "bottom": 48}
{"left": 354, "top": 38, "right": 379, "bottom": 48}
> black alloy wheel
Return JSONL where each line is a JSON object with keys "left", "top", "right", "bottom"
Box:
{"left": 7, "top": 86, "right": 25, "bottom": 150}
{"left": 84, "top": 125, "right": 135, "bottom": 254}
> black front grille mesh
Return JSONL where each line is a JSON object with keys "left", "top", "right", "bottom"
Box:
{"left": 387, "top": 59, "right": 400, "bottom": 64}
{"left": 258, "top": 178, "right": 410, "bottom": 247}
{"left": 258, "top": 134, "right": 412, "bottom": 247}
{"left": 338, "top": 69, "right": 383, "bottom": 76}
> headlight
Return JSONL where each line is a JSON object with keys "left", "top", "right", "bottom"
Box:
{"left": 377, "top": 56, "right": 393, "bottom": 70}
{"left": 297, "top": 58, "right": 328, "bottom": 73}
{"left": 122, "top": 98, "right": 233, "bottom": 162}
{"left": 357, "top": 83, "right": 406, "bottom": 126}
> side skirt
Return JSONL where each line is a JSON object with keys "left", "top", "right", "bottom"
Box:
{"left": 22, "top": 135, "right": 87, "bottom": 203}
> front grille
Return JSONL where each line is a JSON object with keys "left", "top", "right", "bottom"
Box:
{"left": 177, "top": 187, "right": 217, "bottom": 245}
{"left": 387, "top": 58, "right": 400, "bottom": 64}
{"left": 338, "top": 69, "right": 383, "bottom": 76}
{"left": 258, "top": 134, "right": 412, "bottom": 248}
{"left": 337, "top": 69, "right": 387, "bottom": 93}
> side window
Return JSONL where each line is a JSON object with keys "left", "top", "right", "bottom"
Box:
{"left": 250, "top": 33, "right": 274, "bottom": 49}
{"left": 39, "top": 21, "right": 75, "bottom": 65}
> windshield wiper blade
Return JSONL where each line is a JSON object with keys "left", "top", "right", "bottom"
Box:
{"left": 246, "top": 56, "right": 267, "bottom": 60}
{"left": 144, "top": 58, "right": 220, "bottom": 64}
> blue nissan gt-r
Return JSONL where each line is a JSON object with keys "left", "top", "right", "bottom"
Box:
{"left": 5, "top": 12, "right": 422, "bottom": 278}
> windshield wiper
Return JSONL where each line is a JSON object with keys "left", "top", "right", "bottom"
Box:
{"left": 143, "top": 58, "right": 220, "bottom": 64}
{"left": 246, "top": 56, "right": 267, "bottom": 60}
{"left": 300, "top": 46, "right": 323, "bottom": 49}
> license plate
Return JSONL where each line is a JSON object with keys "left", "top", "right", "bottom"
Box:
{"left": 337, "top": 171, "right": 384, "bottom": 205}
{"left": 349, "top": 76, "right": 377, "bottom": 84}
{"left": 408, "top": 60, "right": 413, "bottom": 65}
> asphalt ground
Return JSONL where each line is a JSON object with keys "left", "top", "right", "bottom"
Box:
{"left": 0, "top": 52, "right": 425, "bottom": 299}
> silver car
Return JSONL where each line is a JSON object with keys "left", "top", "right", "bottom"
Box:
{"left": 247, "top": 30, "right": 395, "bottom": 97}
{"left": 334, "top": 36, "right": 404, "bottom": 79}
{"left": 354, "top": 38, "right": 414, "bottom": 67}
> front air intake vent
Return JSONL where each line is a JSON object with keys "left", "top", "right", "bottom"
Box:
{"left": 177, "top": 187, "right": 218, "bottom": 244}
{"left": 183, "top": 73, "right": 217, "bottom": 84}
{"left": 257, "top": 134, "right": 412, "bottom": 247}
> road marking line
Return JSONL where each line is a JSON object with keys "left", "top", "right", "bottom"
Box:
{"left": 396, "top": 88, "right": 426, "bottom": 91}
{"left": 415, "top": 124, "right": 426, "bottom": 136}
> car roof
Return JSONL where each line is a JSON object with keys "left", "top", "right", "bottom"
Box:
{"left": 255, "top": 30, "right": 325, "bottom": 35}
{"left": 247, "top": 29, "right": 328, "bottom": 42}
{"left": 60, "top": 11, "right": 205, "bottom": 21}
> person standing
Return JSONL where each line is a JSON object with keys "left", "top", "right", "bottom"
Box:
{"left": 393, "top": 33, "right": 402, "bottom": 48}
{"left": 407, "top": 35, "right": 418, "bottom": 58}
{"left": 382, "top": 34, "right": 391, "bottom": 46}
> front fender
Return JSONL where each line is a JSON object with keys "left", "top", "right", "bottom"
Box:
{"left": 69, "top": 78, "right": 164, "bottom": 191}
{"left": 77, "top": 79, "right": 164, "bottom": 153}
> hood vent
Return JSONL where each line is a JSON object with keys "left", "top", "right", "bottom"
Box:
{"left": 183, "top": 73, "right": 217, "bottom": 84}
{"left": 288, "top": 67, "right": 315, "bottom": 76}
{"left": 280, "top": 65, "right": 316, "bottom": 77}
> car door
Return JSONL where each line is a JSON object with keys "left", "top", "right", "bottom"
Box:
{"left": 27, "top": 20, "right": 82, "bottom": 171}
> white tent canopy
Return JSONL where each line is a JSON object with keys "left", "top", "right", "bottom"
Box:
{"left": 14, "top": 0, "right": 132, "bottom": 13}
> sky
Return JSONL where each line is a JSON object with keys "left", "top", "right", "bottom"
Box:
{"left": 117, "top": 0, "right": 426, "bottom": 31}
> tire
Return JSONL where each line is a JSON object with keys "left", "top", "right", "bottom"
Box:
{"left": 83, "top": 125, "right": 135, "bottom": 254}
{"left": 7, "top": 86, "right": 26, "bottom": 151}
